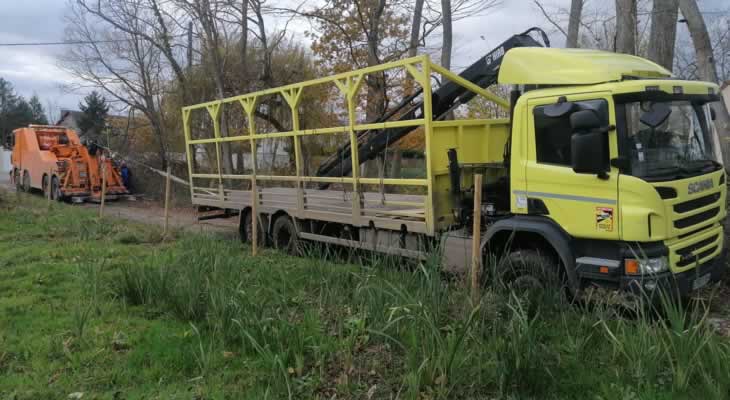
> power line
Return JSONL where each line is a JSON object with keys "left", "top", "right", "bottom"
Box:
{"left": 0, "top": 39, "right": 131, "bottom": 47}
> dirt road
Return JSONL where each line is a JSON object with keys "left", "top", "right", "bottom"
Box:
{"left": 0, "top": 174, "right": 237, "bottom": 236}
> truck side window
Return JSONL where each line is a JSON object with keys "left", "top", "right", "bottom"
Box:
{"left": 533, "top": 99, "right": 609, "bottom": 166}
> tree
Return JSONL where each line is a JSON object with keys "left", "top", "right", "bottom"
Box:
{"left": 441, "top": 0, "right": 453, "bottom": 69}
{"left": 566, "top": 0, "right": 583, "bottom": 48}
{"left": 78, "top": 92, "right": 110, "bottom": 144}
{"left": 647, "top": 0, "right": 679, "bottom": 70}
{"left": 678, "top": 0, "right": 730, "bottom": 159}
{"left": 0, "top": 78, "right": 37, "bottom": 147}
{"left": 61, "top": 1, "right": 171, "bottom": 169}
{"left": 615, "top": 0, "right": 637, "bottom": 54}
{"left": 29, "top": 95, "right": 48, "bottom": 125}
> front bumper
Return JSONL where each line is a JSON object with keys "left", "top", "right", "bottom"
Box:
{"left": 620, "top": 248, "right": 726, "bottom": 299}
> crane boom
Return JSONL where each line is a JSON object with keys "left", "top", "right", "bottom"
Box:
{"left": 315, "top": 27, "right": 549, "bottom": 186}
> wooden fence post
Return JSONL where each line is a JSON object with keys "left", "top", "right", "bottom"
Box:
{"left": 47, "top": 168, "right": 52, "bottom": 208}
{"left": 163, "top": 166, "right": 172, "bottom": 236}
{"left": 99, "top": 163, "right": 107, "bottom": 219}
{"left": 471, "top": 174, "right": 483, "bottom": 305}
{"left": 251, "top": 178, "right": 258, "bottom": 256}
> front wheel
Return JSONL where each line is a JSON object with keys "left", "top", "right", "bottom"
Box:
{"left": 498, "top": 249, "right": 568, "bottom": 303}
{"left": 271, "top": 215, "right": 300, "bottom": 255}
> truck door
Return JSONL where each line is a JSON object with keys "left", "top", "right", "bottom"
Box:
{"left": 522, "top": 93, "right": 620, "bottom": 240}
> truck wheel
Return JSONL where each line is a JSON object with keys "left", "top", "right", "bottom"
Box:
{"left": 22, "top": 171, "right": 31, "bottom": 192}
{"left": 272, "top": 215, "right": 299, "bottom": 255}
{"left": 239, "top": 209, "right": 264, "bottom": 245}
{"left": 13, "top": 169, "right": 21, "bottom": 191}
{"left": 51, "top": 176, "right": 63, "bottom": 201}
{"left": 42, "top": 175, "right": 50, "bottom": 198}
{"left": 499, "top": 249, "right": 565, "bottom": 301}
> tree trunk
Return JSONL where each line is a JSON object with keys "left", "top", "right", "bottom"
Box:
{"left": 408, "top": 0, "right": 425, "bottom": 57}
{"left": 241, "top": 0, "right": 248, "bottom": 77}
{"left": 679, "top": 0, "right": 730, "bottom": 162}
{"left": 648, "top": 0, "right": 679, "bottom": 70}
{"left": 390, "top": 148, "right": 402, "bottom": 179}
{"left": 440, "top": 0, "right": 452, "bottom": 69}
{"left": 440, "top": 0, "right": 453, "bottom": 119}
{"left": 566, "top": 0, "right": 583, "bottom": 48}
{"left": 615, "top": 0, "right": 637, "bottom": 55}
{"left": 187, "top": 21, "right": 194, "bottom": 71}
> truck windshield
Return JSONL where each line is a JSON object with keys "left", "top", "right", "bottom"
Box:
{"left": 623, "top": 100, "right": 723, "bottom": 181}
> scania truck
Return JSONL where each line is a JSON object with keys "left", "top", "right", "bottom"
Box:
{"left": 180, "top": 28, "right": 726, "bottom": 298}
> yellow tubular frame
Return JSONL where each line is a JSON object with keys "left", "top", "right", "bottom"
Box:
{"left": 181, "top": 55, "right": 508, "bottom": 235}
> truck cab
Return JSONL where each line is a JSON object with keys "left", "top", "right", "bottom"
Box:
{"left": 492, "top": 48, "right": 726, "bottom": 297}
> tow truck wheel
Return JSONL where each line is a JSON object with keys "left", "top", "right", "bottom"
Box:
{"left": 499, "top": 249, "right": 566, "bottom": 303}
{"left": 22, "top": 171, "right": 31, "bottom": 192}
{"left": 42, "top": 175, "right": 50, "bottom": 198}
{"left": 239, "top": 209, "right": 264, "bottom": 245}
{"left": 271, "top": 215, "right": 300, "bottom": 255}
{"left": 13, "top": 169, "right": 21, "bottom": 191}
{"left": 51, "top": 176, "right": 62, "bottom": 201}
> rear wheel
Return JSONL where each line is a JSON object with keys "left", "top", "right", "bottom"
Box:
{"left": 239, "top": 209, "right": 264, "bottom": 245}
{"left": 42, "top": 175, "right": 51, "bottom": 198}
{"left": 22, "top": 171, "right": 31, "bottom": 192}
{"left": 272, "top": 215, "right": 299, "bottom": 255}
{"left": 13, "top": 169, "right": 21, "bottom": 191}
{"left": 51, "top": 176, "right": 62, "bottom": 201}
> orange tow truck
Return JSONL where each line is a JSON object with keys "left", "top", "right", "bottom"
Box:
{"left": 10, "top": 125, "right": 128, "bottom": 202}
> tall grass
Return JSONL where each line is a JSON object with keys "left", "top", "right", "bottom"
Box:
{"left": 84, "top": 229, "right": 730, "bottom": 399}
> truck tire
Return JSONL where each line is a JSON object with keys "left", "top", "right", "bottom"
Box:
{"left": 42, "top": 175, "right": 50, "bottom": 198}
{"left": 499, "top": 249, "right": 566, "bottom": 300}
{"left": 13, "top": 169, "right": 21, "bottom": 191}
{"left": 239, "top": 209, "right": 264, "bottom": 245}
{"left": 22, "top": 171, "right": 31, "bottom": 192}
{"left": 51, "top": 176, "right": 63, "bottom": 201}
{"left": 271, "top": 215, "right": 299, "bottom": 255}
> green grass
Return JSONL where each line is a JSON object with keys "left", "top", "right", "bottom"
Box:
{"left": 1, "top": 190, "right": 730, "bottom": 399}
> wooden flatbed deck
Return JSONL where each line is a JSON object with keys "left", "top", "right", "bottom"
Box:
{"left": 191, "top": 187, "right": 429, "bottom": 233}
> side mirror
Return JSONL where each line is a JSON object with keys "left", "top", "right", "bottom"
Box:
{"left": 640, "top": 102, "right": 671, "bottom": 128}
{"left": 570, "top": 110, "right": 608, "bottom": 178}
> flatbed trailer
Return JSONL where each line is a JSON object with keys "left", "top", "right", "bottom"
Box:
{"left": 182, "top": 30, "right": 727, "bottom": 299}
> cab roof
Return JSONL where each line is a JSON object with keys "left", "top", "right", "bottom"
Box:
{"left": 497, "top": 47, "right": 672, "bottom": 85}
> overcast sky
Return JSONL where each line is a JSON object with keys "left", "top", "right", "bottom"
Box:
{"left": 0, "top": 0, "right": 726, "bottom": 122}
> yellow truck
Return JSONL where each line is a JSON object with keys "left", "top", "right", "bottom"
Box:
{"left": 181, "top": 29, "right": 726, "bottom": 298}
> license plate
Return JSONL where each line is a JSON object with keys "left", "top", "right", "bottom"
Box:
{"left": 692, "top": 273, "right": 711, "bottom": 290}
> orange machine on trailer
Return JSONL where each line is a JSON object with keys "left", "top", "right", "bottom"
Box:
{"left": 10, "top": 125, "right": 128, "bottom": 202}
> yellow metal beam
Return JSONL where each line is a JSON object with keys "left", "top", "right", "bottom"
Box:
{"left": 429, "top": 62, "right": 510, "bottom": 110}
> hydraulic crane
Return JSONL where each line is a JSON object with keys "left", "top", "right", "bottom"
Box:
{"left": 315, "top": 27, "right": 550, "bottom": 184}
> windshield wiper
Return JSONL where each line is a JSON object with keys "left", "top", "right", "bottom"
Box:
{"left": 682, "top": 159, "right": 721, "bottom": 174}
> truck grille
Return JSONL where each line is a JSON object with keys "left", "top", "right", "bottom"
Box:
{"left": 673, "top": 192, "right": 721, "bottom": 213}
{"left": 669, "top": 228, "right": 722, "bottom": 271}
{"left": 677, "top": 246, "right": 718, "bottom": 267}
{"left": 674, "top": 207, "right": 720, "bottom": 229}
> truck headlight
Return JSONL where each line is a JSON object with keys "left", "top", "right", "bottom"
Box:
{"left": 625, "top": 256, "right": 669, "bottom": 275}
